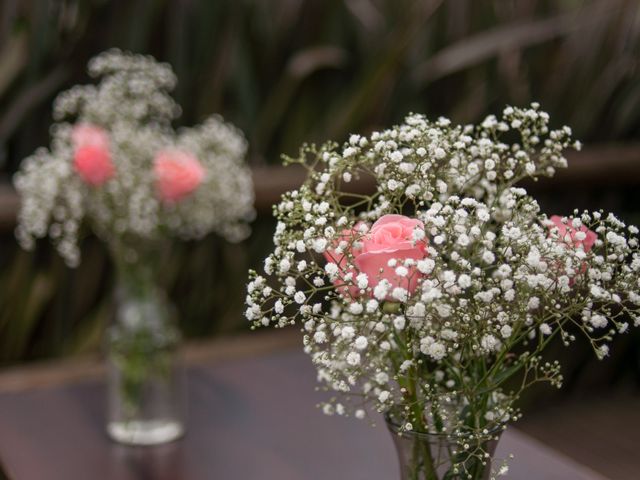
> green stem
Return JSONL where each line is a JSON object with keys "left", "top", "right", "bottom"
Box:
{"left": 108, "top": 237, "right": 177, "bottom": 422}
{"left": 405, "top": 367, "right": 438, "bottom": 479}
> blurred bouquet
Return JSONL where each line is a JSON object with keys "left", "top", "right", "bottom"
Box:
{"left": 14, "top": 50, "right": 255, "bottom": 445}
{"left": 14, "top": 50, "right": 254, "bottom": 267}
{"left": 246, "top": 104, "right": 640, "bottom": 478}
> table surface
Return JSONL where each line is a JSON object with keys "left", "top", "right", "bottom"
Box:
{"left": 0, "top": 331, "right": 609, "bottom": 480}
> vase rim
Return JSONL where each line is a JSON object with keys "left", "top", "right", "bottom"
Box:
{"left": 384, "top": 412, "right": 504, "bottom": 440}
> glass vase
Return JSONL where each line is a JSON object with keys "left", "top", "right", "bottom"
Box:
{"left": 385, "top": 415, "right": 502, "bottom": 480}
{"left": 106, "top": 249, "right": 185, "bottom": 446}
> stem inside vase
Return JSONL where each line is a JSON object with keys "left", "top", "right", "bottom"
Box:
{"left": 385, "top": 413, "right": 502, "bottom": 480}
{"left": 106, "top": 238, "right": 185, "bottom": 445}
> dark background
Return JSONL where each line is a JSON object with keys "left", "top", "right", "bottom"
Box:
{"left": 0, "top": 0, "right": 638, "bottom": 400}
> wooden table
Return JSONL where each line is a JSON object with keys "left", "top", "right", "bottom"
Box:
{"left": 0, "top": 331, "right": 608, "bottom": 480}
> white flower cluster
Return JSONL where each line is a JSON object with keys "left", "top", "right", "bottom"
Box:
{"left": 14, "top": 50, "right": 254, "bottom": 266}
{"left": 246, "top": 104, "right": 640, "bottom": 468}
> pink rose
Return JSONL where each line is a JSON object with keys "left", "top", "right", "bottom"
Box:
{"left": 355, "top": 215, "right": 427, "bottom": 296}
{"left": 71, "top": 123, "right": 114, "bottom": 186}
{"left": 324, "top": 215, "right": 428, "bottom": 300}
{"left": 546, "top": 215, "right": 597, "bottom": 282}
{"left": 153, "top": 149, "right": 205, "bottom": 203}
{"left": 547, "top": 215, "right": 597, "bottom": 252}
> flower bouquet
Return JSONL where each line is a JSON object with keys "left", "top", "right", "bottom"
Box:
{"left": 246, "top": 104, "right": 640, "bottom": 478}
{"left": 15, "top": 50, "right": 255, "bottom": 445}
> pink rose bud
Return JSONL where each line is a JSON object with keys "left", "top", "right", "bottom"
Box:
{"left": 71, "top": 123, "right": 114, "bottom": 186}
{"left": 548, "top": 215, "right": 597, "bottom": 252}
{"left": 354, "top": 214, "right": 427, "bottom": 297}
{"left": 154, "top": 149, "right": 205, "bottom": 203}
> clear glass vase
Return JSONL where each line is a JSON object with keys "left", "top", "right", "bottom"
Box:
{"left": 106, "top": 247, "right": 185, "bottom": 446}
{"left": 385, "top": 414, "right": 502, "bottom": 480}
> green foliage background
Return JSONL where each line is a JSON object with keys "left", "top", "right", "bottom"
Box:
{"left": 0, "top": 0, "right": 639, "bottom": 367}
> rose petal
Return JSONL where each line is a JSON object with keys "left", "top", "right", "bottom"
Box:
{"left": 354, "top": 247, "right": 425, "bottom": 295}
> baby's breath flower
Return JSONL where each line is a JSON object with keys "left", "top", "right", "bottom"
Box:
{"left": 245, "top": 104, "right": 640, "bottom": 476}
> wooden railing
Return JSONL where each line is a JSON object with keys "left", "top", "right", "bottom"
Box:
{"left": 1, "top": 143, "right": 639, "bottom": 232}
